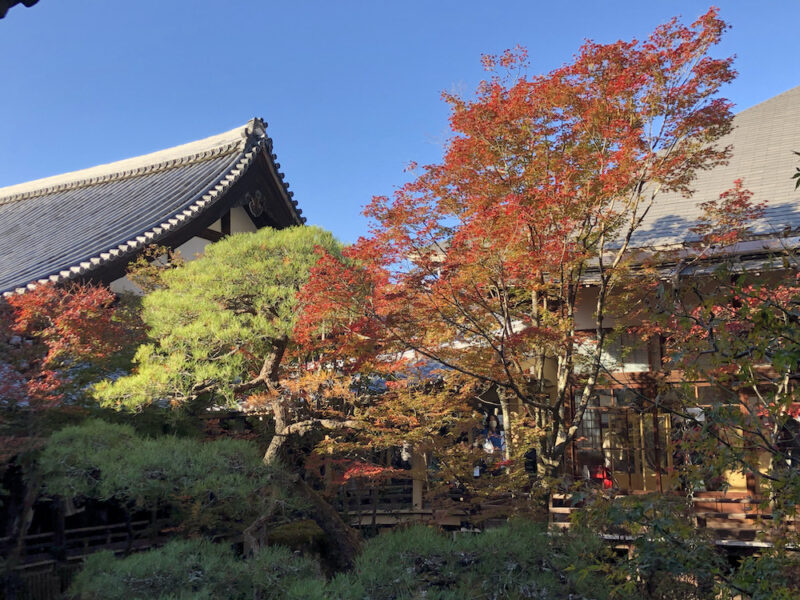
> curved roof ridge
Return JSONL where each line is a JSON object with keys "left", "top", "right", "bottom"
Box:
{"left": 0, "top": 117, "right": 307, "bottom": 296}
{"left": 3, "top": 138, "right": 267, "bottom": 296}
{"left": 0, "top": 119, "right": 266, "bottom": 205}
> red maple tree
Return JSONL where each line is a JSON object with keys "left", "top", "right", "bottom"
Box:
{"left": 297, "top": 8, "right": 736, "bottom": 480}
{"left": 0, "top": 282, "right": 139, "bottom": 558}
{"left": 0, "top": 283, "right": 137, "bottom": 422}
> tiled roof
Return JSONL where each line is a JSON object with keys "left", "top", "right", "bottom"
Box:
{"left": 0, "top": 0, "right": 38, "bottom": 19}
{"left": 0, "top": 118, "right": 304, "bottom": 295}
{"left": 632, "top": 85, "right": 800, "bottom": 248}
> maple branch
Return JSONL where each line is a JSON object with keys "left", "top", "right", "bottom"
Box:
{"left": 365, "top": 306, "right": 550, "bottom": 410}
{"left": 279, "top": 418, "right": 365, "bottom": 437}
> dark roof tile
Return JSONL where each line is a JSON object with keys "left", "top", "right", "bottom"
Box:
{"left": 0, "top": 119, "right": 304, "bottom": 295}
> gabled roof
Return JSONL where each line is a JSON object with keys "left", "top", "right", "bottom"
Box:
{"left": 633, "top": 85, "right": 800, "bottom": 248}
{"left": 0, "top": 118, "right": 304, "bottom": 295}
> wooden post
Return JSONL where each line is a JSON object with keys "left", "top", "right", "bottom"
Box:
{"left": 568, "top": 387, "right": 577, "bottom": 479}
{"left": 150, "top": 507, "right": 158, "bottom": 545}
{"left": 411, "top": 450, "right": 425, "bottom": 510}
{"left": 598, "top": 407, "right": 605, "bottom": 471}
{"left": 221, "top": 210, "right": 231, "bottom": 236}
{"left": 125, "top": 509, "right": 133, "bottom": 553}
{"left": 624, "top": 410, "right": 632, "bottom": 490}
{"left": 652, "top": 407, "right": 663, "bottom": 492}
{"left": 371, "top": 487, "right": 378, "bottom": 528}
{"left": 640, "top": 416, "right": 647, "bottom": 491}
{"left": 740, "top": 391, "right": 761, "bottom": 501}
{"left": 54, "top": 499, "right": 65, "bottom": 548}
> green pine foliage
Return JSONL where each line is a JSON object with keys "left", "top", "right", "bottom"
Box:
{"left": 64, "top": 517, "right": 800, "bottom": 599}
{"left": 68, "top": 524, "right": 608, "bottom": 600}
{"left": 93, "top": 226, "right": 341, "bottom": 409}
{"left": 327, "top": 522, "right": 605, "bottom": 600}
{"left": 38, "top": 419, "right": 138, "bottom": 501}
{"left": 69, "top": 540, "right": 322, "bottom": 600}
{"left": 39, "top": 420, "right": 298, "bottom": 535}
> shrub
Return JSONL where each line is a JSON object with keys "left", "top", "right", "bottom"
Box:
{"left": 331, "top": 522, "right": 607, "bottom": 600}
{"left": 69, "top": 540, "right": 250, "bottom": 600}
{"left": 40, "top": 420, "right": 301, "bottom": 536}
{"left": 69, "top": 540, "right": 323, "bottom": 600}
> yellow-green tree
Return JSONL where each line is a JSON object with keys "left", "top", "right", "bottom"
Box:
{"left": 94, "top": 226, "right": 363, "bottom": 569}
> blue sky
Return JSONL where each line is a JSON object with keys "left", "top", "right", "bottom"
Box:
{"left": 1, "top": 1, "right": 798, "bottom": 243}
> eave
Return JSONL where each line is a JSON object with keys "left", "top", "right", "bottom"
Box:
{"left": 0, "top": 118, "right": 305, "bottom": 295}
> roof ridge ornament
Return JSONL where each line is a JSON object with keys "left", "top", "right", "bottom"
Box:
{"left": 244, "top": 117, "right": 267, "bottom": 140}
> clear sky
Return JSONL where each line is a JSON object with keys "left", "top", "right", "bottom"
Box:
{"left": 0, "top": 1, "right": 798, "bottom": 243}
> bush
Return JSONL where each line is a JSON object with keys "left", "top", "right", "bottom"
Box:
{"left": 250, "top": 546, "right": 324, "bottom": 599}
{"left": 69, "top": 540, "right": 250, "bottom": 600}
{"left": 69, "top": 540, "right": 323, "bottom": 600}
{"left": 330, "top": 522, "right": 608, "bottom": 600}
{"left": 68, "top": 522, "right": 609, "bottom": 600}
{"left": 40, "top": 420, "right": 302, "bottom": 536}
{"left": 574, "top": 493, "right": 730, "bottom": 600}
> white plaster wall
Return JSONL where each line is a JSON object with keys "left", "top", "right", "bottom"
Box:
{"left": 573, "top": 286, "right": 654, "bottom": 373}
{"left": 230, "top": 206, "right": 258, "bottom": 233}
{"left": 175, "top": 237, "right": 211, "bottom": 261}
{"left": 109, "top": 207, "right": 259, "bottom": 295}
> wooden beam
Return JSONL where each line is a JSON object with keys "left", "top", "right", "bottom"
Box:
{"left": 197, "top": 229, "right": 224, "bottom": 242}
{"left": 221, "top": 211, "right": 231, "bottom": 236}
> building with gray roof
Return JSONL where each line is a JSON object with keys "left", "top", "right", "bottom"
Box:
{"left": 633, "top": 85, "right": 800, "bottom": 249}
{"left": 0, "top": 118, "right": 304, "bottom": 295}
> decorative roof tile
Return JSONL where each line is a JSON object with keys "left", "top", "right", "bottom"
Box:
{"left": 0, "top": 0, "right": 38, "bottom": 19}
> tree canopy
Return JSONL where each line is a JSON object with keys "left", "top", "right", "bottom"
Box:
{"left": 1, "top": 283, "right": 135, "bottom": 413}
{"left": 95, "top": 226, "right": 342, "bottom": 410}
{"left": 296, "top": 8, "right": 736, "bottom": 480}
{"left": 91, "top": 225, "right": 365, "bottom": 569}
{"left": 39, "top": 420, "right": 297, "bottom": 537}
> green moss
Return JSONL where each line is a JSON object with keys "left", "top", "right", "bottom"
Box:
{"left": 267, "top": 519, "right": 325, "bottom": 550}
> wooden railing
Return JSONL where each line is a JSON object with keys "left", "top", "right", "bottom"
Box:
{"left": 0, "top": 519, "right": 164, "bottom": 567}
{"left": 549, "top": 491, "right": 795, "bottom": 547}
{"left": 335, "top": 478, "right": 425, "bottom": 526}
{"left": 333, "top": 478, "right": 515, "bottom": 528}
{"left": 1, "top": 518, "right": 174, "bottom": 600}
{"left": 5, "top": 562, "right": 82, "bottom": 600}
{"left": 337, "top": 478, "right": 413, "bottom": 512}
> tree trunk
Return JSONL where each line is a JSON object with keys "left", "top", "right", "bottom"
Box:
{"left": 538, "top": 451, "right": 563, "bottom": 479}
{"left": 10, "top": 473, "right": 38, "bottom": 563}
{"left": 261, "top": 409, "right": 363, "bottom": 571}
{"left": 2, "top": 473, "right": 39, "bottom": 600}
{"left": 499, "top": 395, "right": 512, "bottom": 462}
{"left": 242, "top": 504, "right": 277, "bottom": 556}
{"left": 262, "top": 399, "right": 290, "bottom": 464}
{"left": 289, "top": 476, "right": 363, "bottom": 571}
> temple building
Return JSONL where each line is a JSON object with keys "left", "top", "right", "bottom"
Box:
{"left": 0, "top": 118, "right": 304, "bottom": 296}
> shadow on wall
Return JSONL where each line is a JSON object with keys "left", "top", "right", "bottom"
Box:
{"left": 630, "top": 202, "right": 800, "bottom": 249}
